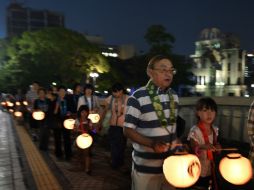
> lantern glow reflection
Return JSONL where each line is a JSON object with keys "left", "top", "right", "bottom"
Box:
{"left": 163, "top": 153, "right": 201, "bottom": 188}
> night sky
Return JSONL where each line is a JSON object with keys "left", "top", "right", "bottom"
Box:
{"left": 1, "top": 0, "right": 254, "bottom": 56}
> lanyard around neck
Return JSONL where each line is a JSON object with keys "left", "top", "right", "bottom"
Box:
{"left": 146, "top": 80, "right": 175, "bottom": 128}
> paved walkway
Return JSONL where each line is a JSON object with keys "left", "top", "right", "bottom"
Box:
{"left": 15, "top": 113, "right": 132, "bottom": 190}
{"left": 43, "top": 139, "right": 132, "bottom": 190}
{"left": 0, "top": 110, "right": 27, "bottom": 190}
{"left": 1, "top": 107, "right": 254, "bottom": 190}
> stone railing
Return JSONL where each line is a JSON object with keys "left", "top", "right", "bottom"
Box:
{"left": 179, "top": 97, "right": 253, "bottom": 144}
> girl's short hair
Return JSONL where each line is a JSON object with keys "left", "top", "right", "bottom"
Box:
{"left": 196, "top": 97, "right": 217, "bottom": 112}
{"left": 77, "top": 105, "right": 89, "bottom": 118}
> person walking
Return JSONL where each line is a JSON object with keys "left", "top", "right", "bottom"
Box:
{"left": 124, "top": 55, "right": 178, "bottom": 190}
{"left": 74, "top": 105, "right": 94, "bottom": 175}
{"left": 33, "top": 88, "right": 51, "bottom": 151}
{"left": 54, "top": 85, "right": 76, "bottom": 161}
{"left": 102, "top": 83, "right": 129, "bottom": 170}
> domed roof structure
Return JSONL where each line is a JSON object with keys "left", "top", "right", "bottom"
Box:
{"left": 200, "top": 28, "right": 224, "bottom": 40}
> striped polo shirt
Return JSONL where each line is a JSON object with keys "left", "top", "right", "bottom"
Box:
{"left": 124, "top": 85, "right": 179, "bottom": 174}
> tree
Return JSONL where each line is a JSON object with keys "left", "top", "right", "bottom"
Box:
{"left": 128, "top": 24, "right": 194, "bottom": 95}
{"left": 0, "top": 27, "right": 109, "bottom": 91}
{"left": 144, "top": 25, "right": 175, "bottom": 56}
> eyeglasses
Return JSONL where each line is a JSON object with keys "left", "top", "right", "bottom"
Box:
{"left": 152, "top": 68, "right": 177, "bottom": 75}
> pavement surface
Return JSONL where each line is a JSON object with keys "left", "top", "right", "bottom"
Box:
{"left": 1, "top": 108, "right": 254, "bottom": 190}
{"left": 0, "top": 108, "right": 132, "bottom": 190}
{"left": 0, "top": 110, "right": 28, "bottom": 190}
{"left": 41, "top": 134, "right": 132, "bottom": 190}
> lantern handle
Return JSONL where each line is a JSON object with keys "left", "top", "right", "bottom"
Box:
{"left": 213, "top": 148, "right": 238, "bottom": 152}
{"left": 166, "top": 144, "right": 238, "bottom": 153}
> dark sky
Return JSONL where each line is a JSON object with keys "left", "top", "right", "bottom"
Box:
{"left": 1, "top": 0, "right": 254, "bottom": 55}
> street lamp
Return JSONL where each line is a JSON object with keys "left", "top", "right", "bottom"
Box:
{"left": 89, "top": 72, "right": 99, "bottom": 87}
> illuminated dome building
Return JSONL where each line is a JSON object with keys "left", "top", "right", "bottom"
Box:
{"left": 190, "top": 28, "right": 247, "bottom": 96}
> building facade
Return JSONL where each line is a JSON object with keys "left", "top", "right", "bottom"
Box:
{"left": 190, "top": 28, "right": 247, "bottom": 96}
{"left": 6, "top": 2, "right": 64, "bottom": 37}
{"left": 84, "top": 34, "right": 135, "bottom": 60}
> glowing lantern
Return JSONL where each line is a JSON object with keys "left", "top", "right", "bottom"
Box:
{"left": 76, "top": 133, "right": 93, "bottom": 149}
{"left": 9, "top": 109, "right": 14, "bottom": 113}
{"left": 32, "top": 111, "right": 45, "bottom": 120}
{"left": 16, "top": 101, "right": 21, "bottom": 106}
{"left": 1, "top": 101, "right": 6, "bottom": 106}
{"left": 14, "top": 111, "right": 23, "bottom": 117}
{"left": 88, "top": 113, "right": 100, "bottom": 123}
{"left": 163, "top": 153, "right": 201, "bottom": 188}
{"left": 6, "top": 101, "right": 14, "bottom": 107}
{"left": 23, "top": 101, "right": 28, "bottom": 106}
{"left": 219, "top": 153, "right": 252, "bottom": 185}
{"left": 63, "top": 119, "right": 75, "bottom": 130}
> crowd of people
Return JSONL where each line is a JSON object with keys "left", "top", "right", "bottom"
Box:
{"left": 1, "top": 81, "right": 129, "bottom": 176}
{"left": 1, "top": 54, "right": 253, "bottom": 190}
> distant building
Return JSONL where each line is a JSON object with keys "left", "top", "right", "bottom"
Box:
{"left": 84, "top": 34, "right": 135, "bottom": 60}
{"left": 6, "top": 2, "right": 64, "bottom": 37}
{"left": 6, "top": 2, "right": 135, "bottom": 60}
{"left": 190, "top": 27, "right": 247, "bottom": 96}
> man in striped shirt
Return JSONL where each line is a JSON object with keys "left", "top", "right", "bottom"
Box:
{"left": 247, "top": 100, "right": 254, "bottom": 169}
{"left": 124, "top": 55, "right": 178, "bottom": 190}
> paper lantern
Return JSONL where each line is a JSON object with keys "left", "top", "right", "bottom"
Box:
{"left": 23, "top": 101, "right": 28, "bottom": 106}
{"left": 9, "top": 109, "right": 14, "bottom": 113}
{"left": 14, "top": 111, "right": 23, "bottom": 117}
{"left": 219, "top": 153, "right": 252, "bottom": 185}
{"left": 6, "top": 101, "right": 14, "bottom": 107}
{"left": 16, "top": 101, "right": 21, "bottom": 106}
{"left": 1, "top": 101, "right": 6, "bottom": 106}
{"left": 163, "top": 153, "right": 201, "bottom": 188}
{"left": 63, "top": 119, "right": 75, "bottom": 130}
{"left": 32, "top": 111, "right": 45, "bottom": 120}
{"left": 76, "top": 133, "right": 93, "bottom": 149}
{"left": 88, "top": 113, "right": 100, "bottom": 123}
